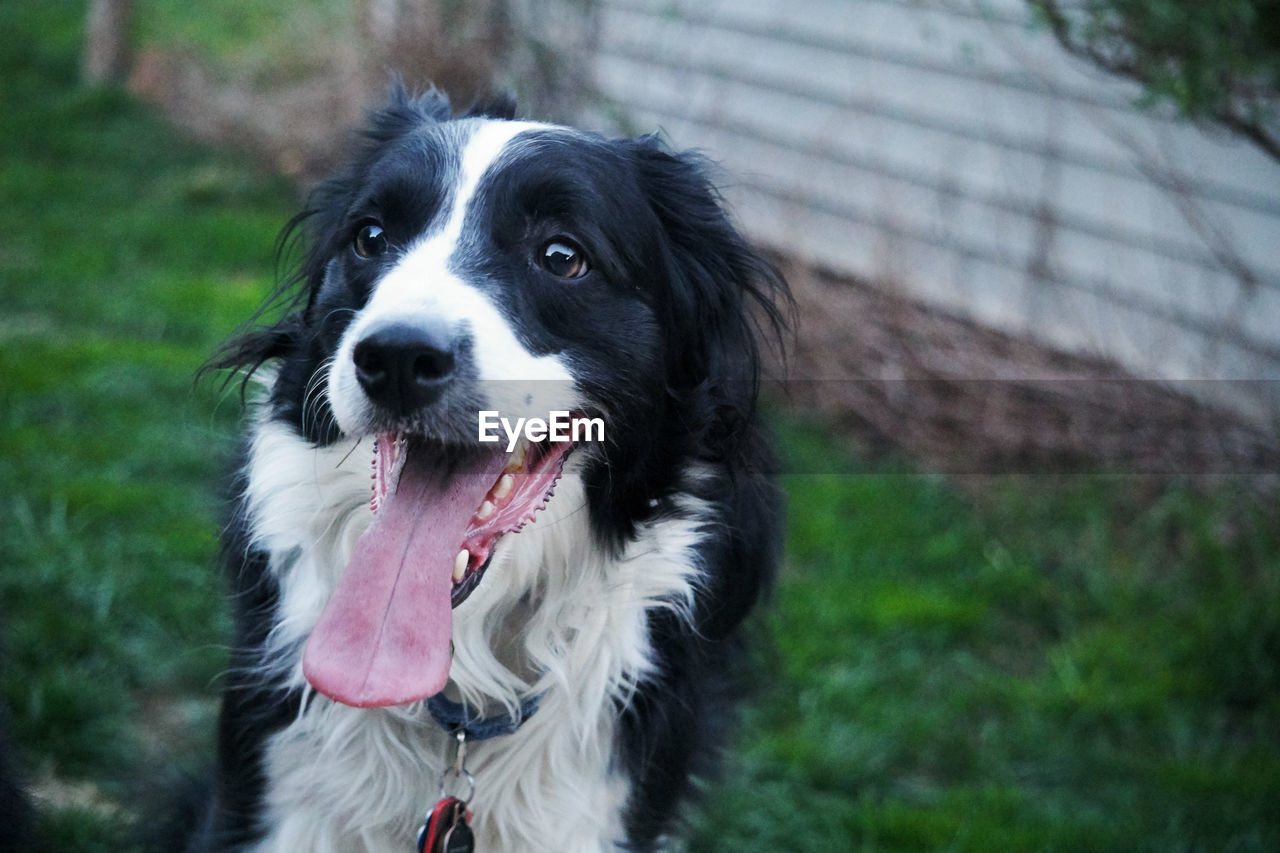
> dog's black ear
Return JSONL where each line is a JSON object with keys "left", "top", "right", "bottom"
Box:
{"left": 364, "top": 80, "right": 452, "bottom": 148}
{"left": 626, "top": 136, "right": 790, "bottom": 439}
{"left": 463, "top": 91, "right": 517, "bottom": 120}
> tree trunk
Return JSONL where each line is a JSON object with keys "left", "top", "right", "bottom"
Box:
{"left": 83, "top": 0, "right": 133, "bottom": 85}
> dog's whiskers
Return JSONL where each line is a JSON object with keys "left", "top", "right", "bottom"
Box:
{"left": 300, "top": 355, "right": 337, "bottom": 439}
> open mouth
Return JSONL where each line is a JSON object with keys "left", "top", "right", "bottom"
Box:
{"left": 301, "top": 426, "right": 573, "bottom": 709}
{"left": 370, "top": 431, "right": 572, "bottom": 607}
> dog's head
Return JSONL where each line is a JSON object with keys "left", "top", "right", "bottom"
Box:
{"left": 217, "top": 86, "right": 787, "bottom": 707}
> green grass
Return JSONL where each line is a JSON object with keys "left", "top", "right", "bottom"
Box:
{"left": 3, "top": 3, "right": 1279, "bottom": 851}
{"left": 0, "top": 1, "right": 291, "bottom": 835}
{"left": 692, "top": 444, "right": 1280, "bottom": 851}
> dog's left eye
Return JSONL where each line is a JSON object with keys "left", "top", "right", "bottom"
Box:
{"left": 537, "top": 238, "right": 589, "bottom": 279}
{"left": 353, "top": 222, "right": 388, "bottom": 260}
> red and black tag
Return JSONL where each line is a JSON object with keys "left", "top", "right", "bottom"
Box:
{"left": 417, "top": 796, "right": 475, "bottom": 853}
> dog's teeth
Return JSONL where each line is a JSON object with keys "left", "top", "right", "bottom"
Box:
{"left": 453, "top": 550, "right": 469, "bottom": 583}
{"left": 508, "top": 440, "right": 527, "bottom": 470}
{"left": 494, "top": 473, "right": 515, "bottom": 499}
{"left": 477, "top": 500, "right": 495, "bottom": 520}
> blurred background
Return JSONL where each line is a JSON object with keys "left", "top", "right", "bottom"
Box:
{"left": 2, "top": 0, "right": 1279, "bottom": 849}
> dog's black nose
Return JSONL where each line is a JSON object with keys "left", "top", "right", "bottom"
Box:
{"left": 353, "top": 322, "right": 457, "bottom": 415}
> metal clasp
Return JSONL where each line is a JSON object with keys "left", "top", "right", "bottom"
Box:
{"left": 438, "top": 730, "right": 475, "bottom": 805}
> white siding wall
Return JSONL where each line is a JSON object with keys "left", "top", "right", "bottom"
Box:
{"left": 582, "top": 0, "right": 1280, "bottom": 419}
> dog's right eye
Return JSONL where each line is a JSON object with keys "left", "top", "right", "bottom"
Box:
{"left": 537, "top": 238, "right": 589, "bottom": 279}
{"left": 353, "top": 222, "right": 388, "bottom": 260}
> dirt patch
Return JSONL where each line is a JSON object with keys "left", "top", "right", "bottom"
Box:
{"left": 126, "top": 2, "right": 598, "bottom": 182}
{"left": 129, "top": 47, "right": 367, "bottom": 180}
{"left": 773, "top": 259, "right": 1280, "bottom": 478}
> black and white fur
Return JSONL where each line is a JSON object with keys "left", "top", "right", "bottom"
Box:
{"left": 187, "top": 88, "right": 787, "bottom": 852}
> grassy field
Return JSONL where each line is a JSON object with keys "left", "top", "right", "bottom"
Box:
{"left": 3, "top": 3, "right": 1279, "bottom": 850}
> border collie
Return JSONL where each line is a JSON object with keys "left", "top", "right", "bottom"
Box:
{"left": 188, "top": 86, "right": 787, "bottom": 852}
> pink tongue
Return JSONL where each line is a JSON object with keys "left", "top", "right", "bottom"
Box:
{"left": 302, "top": 446, "right": 508, "bottom": 708}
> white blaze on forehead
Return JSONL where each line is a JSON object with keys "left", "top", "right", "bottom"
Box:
{"left": 441, "top": 119, "right": 545, "bottom": 250}
{"left": 328, "top": 120, "right": 578, "bottom": 435}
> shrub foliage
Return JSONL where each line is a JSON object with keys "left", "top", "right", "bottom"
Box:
{"left": 1029, "top": 0, "right": 1280, "bottom": 160}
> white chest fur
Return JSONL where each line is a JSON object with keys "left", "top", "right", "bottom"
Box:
{"left": 241, "top": 418, "right": 707, "bottom": 852}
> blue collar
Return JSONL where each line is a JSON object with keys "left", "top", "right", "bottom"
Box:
{"left": 426, "top": 691, "right": 543, "bottom": 740}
